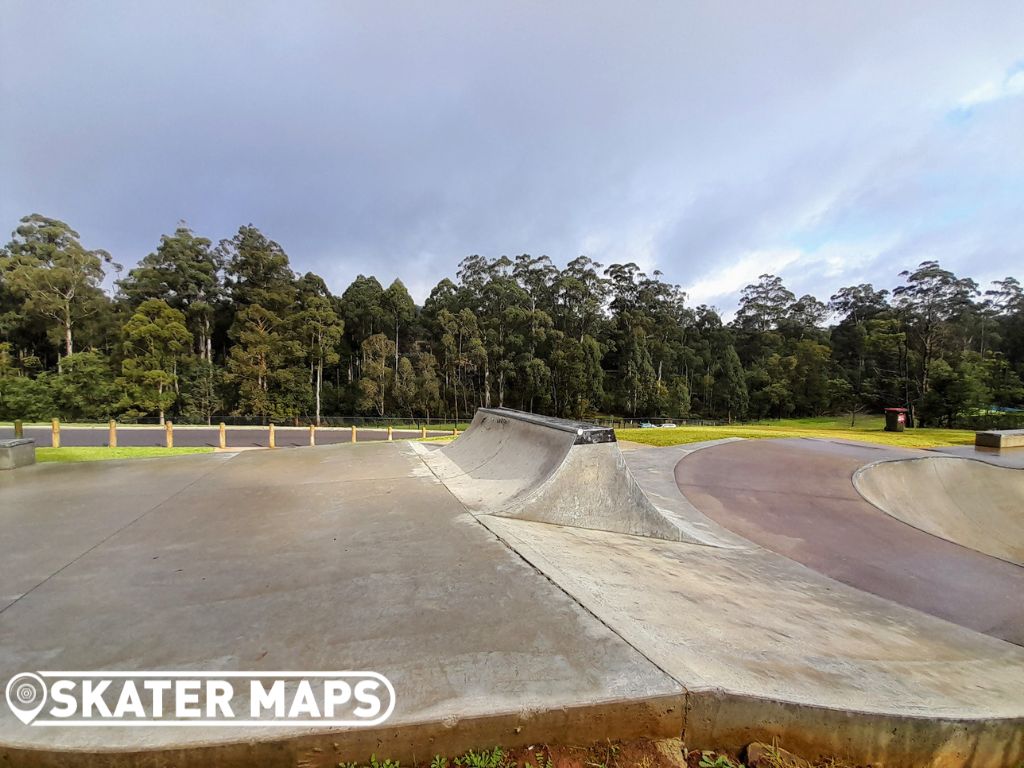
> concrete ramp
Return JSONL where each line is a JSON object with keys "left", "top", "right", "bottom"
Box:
{"left": 418, "top": 408, "right": 699, "bottom": 542}
{"left": 854, "top": 456, "right": 1024, "bottom": 567}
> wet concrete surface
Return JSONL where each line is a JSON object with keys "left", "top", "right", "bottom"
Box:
{"left": 3, "top": 428, "right": 1022, "bottom": 767}
{"left": 674, "top": 438, "right": 1024, "bottom": 645}
{"left": 0, "top": 443, "right": 680, "bottom": 761}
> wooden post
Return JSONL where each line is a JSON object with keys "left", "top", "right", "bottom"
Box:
{"left": 108, "top": 419, "right": 117, "bottom": 449}
{"left": 165, "top": 421, "right": 174, "bottom": 448}
{"left": 387, "top": 425, "right": 393, "bottom": 441}
{"left": 13, "top": 420, "right": 23, "bottom": 439}
{"left": 351, "top": 425, "right": 357, "bottom": 443}
{"left": 268, "top": 423, "right": 276, "bottom": 448}
{"left": 219, "top": 422, "right": 227, "bottom": 449}
{"left": 309, "top": 425, "right": 316, "bottom": 446}
{"left": 51, "top": 418, "right": 60, "bottom": 448}
{"left": 420, "top": 425, "right": 427, "bottom": 438}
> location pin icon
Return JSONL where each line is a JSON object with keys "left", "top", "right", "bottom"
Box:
{"left": 5, "top": 673, "right": 47, "bottom": 725}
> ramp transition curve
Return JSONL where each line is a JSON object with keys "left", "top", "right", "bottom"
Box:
{"left": 854, "top": 455, "right": 1024, "bottom": 567}
{"left": 418, "top": 408, "right": 699, "bottom": 542}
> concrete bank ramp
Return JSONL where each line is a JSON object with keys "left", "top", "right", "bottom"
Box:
{"left": 854, "top": 456, "right": 1024, "bottom": 566}
{"left": 418, "top": 408, "right": 700, "bottom": 542}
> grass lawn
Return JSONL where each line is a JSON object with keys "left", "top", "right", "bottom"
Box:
{"left": 36, "top": 446, "right": 215, "bottom": 463}
{"left": 618, "top": 414, "right": 976, "bottom": 449}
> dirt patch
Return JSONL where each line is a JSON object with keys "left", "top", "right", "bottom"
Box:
{"left": 341, "top": 739, "right": 860, "bottom": 768}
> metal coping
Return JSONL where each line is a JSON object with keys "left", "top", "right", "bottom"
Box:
{"left": 476, "top": 408, "right": 617, "bottom": 445}
{"left": 0, "top": 438, "right": 35, "bottom": 447}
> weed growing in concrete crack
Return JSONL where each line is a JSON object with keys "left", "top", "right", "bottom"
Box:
{"left": 338, "top": 755, "right": 402, "bottom": 768}
{"left": 699, "top": 754, "right": 740, "bottom": 768}
{"left": 455, "top": 747, "right": 511, "bottom": 768}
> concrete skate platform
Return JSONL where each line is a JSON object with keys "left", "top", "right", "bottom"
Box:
{"left": 1, "top": 409, "right": 1022, "bottom": 767}
{"left": 975, "top": 428, "right": 1024, "bottom": 448}
{"left": 0, "top": 438, "right": 35, "bottom": 470}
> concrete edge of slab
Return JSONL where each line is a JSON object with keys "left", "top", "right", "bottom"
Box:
{"left": 684, "top": 687, "right": 1024, "bottom": 768}
{"left": 0, "top": 694, "right": 685, "bottom": 768}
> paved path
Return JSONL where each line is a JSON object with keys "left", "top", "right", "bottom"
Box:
{"left": 0, "top": 425, "right": 448, "bottom": 448}
{"left": 673, "top": 437, "right": 1024, "bottom": 645}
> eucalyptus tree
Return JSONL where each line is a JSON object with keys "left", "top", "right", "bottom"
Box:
{"left": 828, "top": 284, "right": 891, "bottom": 412}
{"left": 893, "top": 261, "right": 978, "bottom": 420}
{"left": 732, "top": 274, "right": 795, "bottom": 366}
{"left": 357, "top": 333, "right": 396, "bottom": 417}
{"left": 220, "top": 226, "right": 305, "bottom": 422}
{"left": 298, "top": 295, "right": 344, "bottom": 425}
{"left": 380, "top": 279, "right": 416, "bottom": 384}
{"left": 1, "top": 214, "right": 116, "bottom": 370}
{"left": 339, "top": 274, "right": 385, "bottom": 382}
{"left": 120, "top": 299, "right": 192, "bottom": 424}
{"left": 119, "top": 225, "right": 222, "bottom": 361}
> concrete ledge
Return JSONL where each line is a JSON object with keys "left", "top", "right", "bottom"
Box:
{"left": 685, "top": 689, "right": 1024, "bottom": 768}
{"left": 0, "top": 438, "right": 35, "bottom": 470}
{"left": 0, "top": 694, "right": 684, "bottom": 768}
{"left": 975, "top": 429, "right": 1024, "bottom": 448}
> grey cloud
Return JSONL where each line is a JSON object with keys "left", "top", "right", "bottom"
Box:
{"left": 2, "top": 1, "right": 1022, "bottom": 308}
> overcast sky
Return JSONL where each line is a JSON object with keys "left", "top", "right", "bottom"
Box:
{"left": 2, "top": 2, "right": 1022, "bottom": 313}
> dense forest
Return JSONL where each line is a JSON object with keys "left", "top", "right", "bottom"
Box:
{"left": 1, "top": 213, "right": 1022, "bottom": 428}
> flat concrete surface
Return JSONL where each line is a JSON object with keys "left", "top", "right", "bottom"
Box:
{"left": 0, "top": 443, "right": 681, "bottom": 762}
{"left": 0, "top": 425, "right": 448, "bottom": 448}
{"left": 674, "top": 438, "right": 1024, "bottom": 645}
{"left": 482, "top": 515, "right": 1024, "bottom": 718}
{"left": 932, "top": 442, "right": 1024, "bottom": 468}
{"left": 3, "top": 422, "right": 1023, "bottom": 767}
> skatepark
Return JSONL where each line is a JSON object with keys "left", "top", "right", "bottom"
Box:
{"left": 0, "top": 407, "right": 1022, "bottom": 767}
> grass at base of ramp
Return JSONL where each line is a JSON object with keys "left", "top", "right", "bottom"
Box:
{"left": 36, "top": 446, "right": 215, "bottom": 463}
{"left": 618, "top": 415, "right": 975, "bottom": 449}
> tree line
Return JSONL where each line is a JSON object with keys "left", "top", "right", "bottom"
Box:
{"left": 1, "top": 213, "right": 1022, "bottom": 427}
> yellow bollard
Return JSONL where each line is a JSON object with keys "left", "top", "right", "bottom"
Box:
{"left": 268, "top": 423, "right": 276, "bottom": 448}
{"left": 452, "top": 427, "right": 459, "bottom": 437}
{"left": 309, "top": 424, "right": 316, "bottom": 446}
{"left": 108, "top": 419, "right": 117, "bottom": 449}
{"left": 165, "top": 421, "right": 174, "bottom": 448}
{"left": 420, "top": 425, "right": 427, "bottom": 438}
{"left": 219, "top": 422, "right": 227, "bottom": 449}
{"left": 14, "top": 419, "right": 23, "bottom": 439}
{"left": 387, "top": 425, "right": 393, "bottom": 441}
{"left": 51, "top": 418, "right": 60, "bottom": 448}
{"left": 351, "top": 425, "right": 357, "bottom": 443}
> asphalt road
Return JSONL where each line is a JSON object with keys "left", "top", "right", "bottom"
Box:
{"left": 0, "top": 425, "right": 448, "bottom": 448}
{"left": 675, "top": 437, "right": 1024, "bottom": 646}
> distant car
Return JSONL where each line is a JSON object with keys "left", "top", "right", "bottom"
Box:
{"left": 638, "top": 422, "right": 656, "bottom": 429}
{"left": 659, "top": 422, "right": 678, "bottom": 428}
